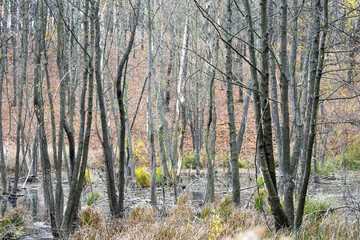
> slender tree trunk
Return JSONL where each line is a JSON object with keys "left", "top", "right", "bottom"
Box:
{"left": 62, "top": 0, "right": 96, "bottom": 231}
{"left": 11, "top": 0, "right": 18, "bottom": 107}
{"left": 55, "top": 0, "right": 68, "bottom": 225}
{"left": 225, "top": 0, "right": 240, "bottom": 205}
{"left": 268, "top": 0, "right": 282, "bottom": 182}
{"left": 34, "top": 1, "right": 58, "bottom": 236}
{"left": 93, "top": 0, "right": 119, "bottom": 216}
{"left": 173, "top": 0, "right": 190, "bottom": 172}
{"left": 154, "top": 0, "right": 171, "bottom": 182}
{"left": 296, "top": 0, "right": 329, "bottom": 228}
{"left": 115, "top": 0, "right": 141, "bottom": 216}
{"left": 279, "top": 0, "right": 294, "bottom": 226}
{"left": 0, "top": 0, "right": 8, "bottom": 194}
{"left": 243, "top": 0, "right": 289, "bottom": 230}
{"left": 13, "top": 0, "right": 29, "bottom": 195}
{"left": 204, "top": 12, "right": 219, "bottom": 201}
{"left": 147, "top": 0, "right": 157, "bottom": 208}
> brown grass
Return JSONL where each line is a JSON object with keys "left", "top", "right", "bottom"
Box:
{"left": 72, "top": 197, "right": 359, "bottom": 240}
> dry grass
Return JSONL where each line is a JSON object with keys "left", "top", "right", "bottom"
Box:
{"left": 72, "top": 195, "right": 360, "bottom": 240}
{"left": 0, "top": 206, "right": 25, "bottom": 239}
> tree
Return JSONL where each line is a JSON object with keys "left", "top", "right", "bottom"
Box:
{"left": 225, "top": 0, "right": 240, "bottom": 205}
{"left": 115, "top": 0, "right": 141, "bottom": 216}
{"left": 0, "top": 0, "right": 9, "bottom": 194}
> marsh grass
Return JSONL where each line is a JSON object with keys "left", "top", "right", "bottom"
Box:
{"left": 0, "top": 207, "right": 25, "bottom": 239}
{"left": 72, "top": 193, "right": 359, "bottom": 240}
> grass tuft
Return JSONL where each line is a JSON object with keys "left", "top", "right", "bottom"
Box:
{"left": 135, "top": 167, "right": 151, "bottom": 187}
{"left": 86, "top": 191, "right": 100, "bottom": 206}
{"left": 78, "top": 206, "right": 104, "bottom": 228}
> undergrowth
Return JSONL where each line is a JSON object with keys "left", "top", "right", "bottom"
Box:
{"left": 72, "top": 194, "right": 359, "bottom": 240}
{"left": 135, "top": 167, "right": 151, "bottom": 187}
{"left": 0, "top": 207, "right": 25, "bottom": 239}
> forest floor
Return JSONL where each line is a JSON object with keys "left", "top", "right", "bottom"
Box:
{"left": 1, "top": 168, "right": 359, "bottom": 239}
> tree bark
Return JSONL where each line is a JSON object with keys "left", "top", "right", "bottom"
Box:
{"left": 226, "top": 0, "right": 240, "bottom": 205}
{"left": 115, "top": 0, "right": 141, "bottom": 216}
{"left": 0, "top": 0, "right": 8, "bottom": 194}
{"left": 147, "top": 0, "right": 157, "bottom": 208}
{"left": 296, "top": 0, "right": 329, "bottom": 228}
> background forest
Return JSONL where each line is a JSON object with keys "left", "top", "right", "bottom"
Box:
{"left": 0, "top": 0, "right": 359, "bottom": 239}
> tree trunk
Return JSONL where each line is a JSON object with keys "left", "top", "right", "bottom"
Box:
{"left": 13, "top": 0, "right": 29, "bottom": 195}
{"left": 242, "top": 0, "right": 289, "bottom": 230}
{"left": 295, "top": 0, "right": 329, "bottom": 228}
{"left": 0, "top": 0, "right": 8, "bottom": 194}
{"left": 147, "top": 0, "right": 157, "bottom": 208}
{"left": 34, "top": 1, "right": 58, "bottom": 236}
{"left": 115, "top": 0, "right": 141, "bottom": 216}
{"left": 226, "top": 0, "right": 240, "bottom": 205}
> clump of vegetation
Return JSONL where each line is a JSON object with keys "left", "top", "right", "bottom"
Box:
{"left": 226, "top": 209, "right": 264, "bottom": 234}
{"left": 83, "top": 169, "right": 93, "bottom": 185}
{"left": 254, "top": 188, "right": 267, "bottom": 212}
{"left": 135, "top": 167, "right": 151, "bottom": 187}
{"left": 78, "top": 206, "right": 104, "bottom": 228}
{"left": 155, "top": 167, "right": 174, "bottom": 185}
{"left": 86, "top": 191, "right": 100, "bottom": 206}
{"left": 300, "top": 212, "right": 358, "bottom": 239}
{"left": 341, "top": 143, "right": 360, "bottom": 170}
{"left": 133, "top": 139, "right": 148, "bottom": 166}
{"left": 155, "top": 167, "right": 163, "bottom": 184}
{"left": 129, "top": 204, "right": 157, "bottom": 225}
{"left": 218, "top": 195, "right": 233, "bottom": 222}
{"left": 182, "top": 152, "right": 197, "bottom": 169}
{"left": 254, "top": 174, "right": 268, "bottom": 212}
{"left": 316, "top": 161, "right": 336, "bottom": 176}
{"left": 216, "top": 150, "right": 230, "bottom": 168}
{"left": 72, "top": 194, "right": 359, "bottom": 240}
{"left": 238, "top": 158, "right": 252, "bottom": 168}
{"left": 200, "top": 204, "right": 212, "bottom": 219}
{"left": 169, "top": 194, "right": 195, "bottom": 224}
{"left": 0, "top": 208, "right": 24, "bottom": 239}
{"left": 304, "top": 195, "right": 336, "bottom": 219}
{"left": 74, "top": 206, "right": 106, "bottom": 240}
{"left": 208, "top": 213, "right": 223, "bottom": 239}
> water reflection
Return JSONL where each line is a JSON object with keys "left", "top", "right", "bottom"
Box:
{"left": 0, "top": 184, "right": 43, "bottom": 222}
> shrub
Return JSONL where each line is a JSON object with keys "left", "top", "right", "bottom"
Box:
{"left": 182, "top": 152, "right": 197, "bottom": 169}
{"left": 342, "top": 144, "right": 360, "bottom": 170}
{"left": 135, "top": 167, "right": 151, "bottom": 187}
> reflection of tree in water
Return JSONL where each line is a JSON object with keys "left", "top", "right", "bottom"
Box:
{"left": 1, "top": 200, "right": 6, "bottom": 217}
{"left": 0, "top": 187, "right": 41, "bottom": 222}
{"left": 31, "top": 189, "right": 39, "bottom": 221}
